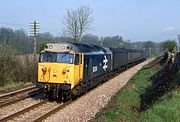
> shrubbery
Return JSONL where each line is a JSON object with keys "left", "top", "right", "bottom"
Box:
{"left": 0, "top": 43, "right": 37, "bottom": 87}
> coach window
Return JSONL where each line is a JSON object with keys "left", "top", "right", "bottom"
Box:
{"left": 75, "top": 54, "right": 82, "bottom": 64}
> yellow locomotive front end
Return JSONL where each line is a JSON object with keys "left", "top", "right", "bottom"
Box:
{"left": 37, "top": 43, "right": 84, "bottom": 101}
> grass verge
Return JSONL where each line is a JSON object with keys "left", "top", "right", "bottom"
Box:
{"left": 93, "top": 59, "right": 179, "bottom": 122}
{"left": 0, "top": 82, "right": 33, "bottom": 94}
{"left": 137, "top": 90, "right": 180, "bottom": 122}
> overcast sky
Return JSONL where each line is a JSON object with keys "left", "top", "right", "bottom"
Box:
{"left": 0, "top": 0, "right": 180, "bottom": 42}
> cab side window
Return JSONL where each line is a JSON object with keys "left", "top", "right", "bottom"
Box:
{"left": 79, "top": 54, "right": 82, "bottom": 64}
{"left": 75, "top": 54, "right": 82, "bottom": 65}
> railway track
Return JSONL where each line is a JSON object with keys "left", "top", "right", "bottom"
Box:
{"left": 0, "top": 100, "right": 48, "bottom": 122}
{"left": 34, "top": 100, "right": 72, "bottom": 122}
{"left": 0, "top": 86, "right": 41, "bottom": 108}
{"left": 0, "top": 60, "right": 151, "bottom": 122}
{"left": 0, "top": 100, "right": 72, "bottom": 122}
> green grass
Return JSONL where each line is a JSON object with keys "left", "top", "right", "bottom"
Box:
{"left": 137, "top": 90, "right": 180, "bottom": 122}
{"left": 94, "top": 62, "right": 161, "bottom": 122}
{"left": 94, "top": 59, "right": 179, "bottom": 122}
{"left": 137, "top": 69, "right": 180, "bottom": 122}
{"left": 0, "top": 81, "right": 33, "bottom": 94}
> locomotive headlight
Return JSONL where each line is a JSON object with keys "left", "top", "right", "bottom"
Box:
{"left": 62, "top": 46, "right": 65, "bottom": 50}
{"left": 49, "top": 45, "right": 53, "bottom": 49}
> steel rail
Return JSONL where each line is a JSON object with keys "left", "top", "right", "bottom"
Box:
{"left": 0, "top": 100, "right": 48, "bottom": 122}
{"left": 0, "top": 86, "right": 36, "bottom": 99}
{"left": 0, "top": 89, "right": 42, "bottom": 108}
{"left": 34, "top": 100, "right": 72, "bottom": 122}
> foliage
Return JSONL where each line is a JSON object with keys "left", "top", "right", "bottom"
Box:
{"left": 0, "top": 82, "right": 33, "bottom": 93}
{"left": 161, "top": 40, "right": 177, "bottom": 52}
{"left": 138, "top": 90, "right": 180, "bottom": 122}
{"left": 103, "top": 35, "right": 123, "bottom": 48}
{"left": 143, "top": 41, "right": 156, "bottom": 56}
{"left": 0, "top": 28, "right": 57, "bottom": 54}
{"left": 80, "top": 34, "right": 101, "bottom": 45}
{"left": 0, "top": 43, "right": 19, "bottom": 86}
{"left": 40, "top": 40, "right": 48, "bottom": 51}
{"left": 0, "top": 28, "right": 32, "bottom": 54}
{"left": 0, "top": 43, "right": 37, "bottom": 87}
{"left": 95, "top": 61, "right": 160, "bottom": 122}
{"left": 143, "top": 41, "right": 155, "bottom": 49}
{"left": 0, "top": 27, "right": 166, "bottom": 56}
{"left": 94, "top": 58, "right": 179, "bottom": 122}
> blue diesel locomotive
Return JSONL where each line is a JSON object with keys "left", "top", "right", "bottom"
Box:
{"left": 37, "top": 42, "right": 147, "bottom": 101}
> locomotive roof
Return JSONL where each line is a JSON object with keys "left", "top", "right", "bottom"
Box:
{"left": 43, "top": 42, "right": 110, "bottom": 53}
{"left": 110, "top": 47, "right": 143, "bottom": 53}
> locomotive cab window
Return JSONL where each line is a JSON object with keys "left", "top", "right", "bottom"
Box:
{"left": 75, "top": 54, "right": 82, "bottom": 65}
{"left": 40, "top": 52, "right": 74, "bottom": 64}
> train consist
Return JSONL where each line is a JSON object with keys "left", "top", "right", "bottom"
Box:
{"left": 37, "top": 42, "right": 147, "bottom": 101}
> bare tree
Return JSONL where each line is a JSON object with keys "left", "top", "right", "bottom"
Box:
{"left": 63, "top": 6, "right": 93, "bottom": 43}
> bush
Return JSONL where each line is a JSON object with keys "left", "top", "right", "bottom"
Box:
{"left": 0, "top": 43, "right": 37, "bottom": 87}
{"left": 161, "top": 40, "right": 177, "bottom": 52}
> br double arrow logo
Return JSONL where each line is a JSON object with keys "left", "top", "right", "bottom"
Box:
{"left": 103, "top": 55, "right": 108, "bottom": 71}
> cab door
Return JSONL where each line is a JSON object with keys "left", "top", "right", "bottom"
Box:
{"left": 74, "top": 53, "right": 83, "bottom": 86}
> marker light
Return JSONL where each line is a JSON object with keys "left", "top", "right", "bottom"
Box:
{"left": 53, "top": 69, "right": 57, "bottom": 73}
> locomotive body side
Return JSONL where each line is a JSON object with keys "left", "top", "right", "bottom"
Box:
{"left": 83, "top": 51, "right": 112, "bottom": 82}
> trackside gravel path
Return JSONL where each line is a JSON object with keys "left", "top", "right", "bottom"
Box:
{"left": 44, "top": 59, "right": 154, "bottom": 122}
